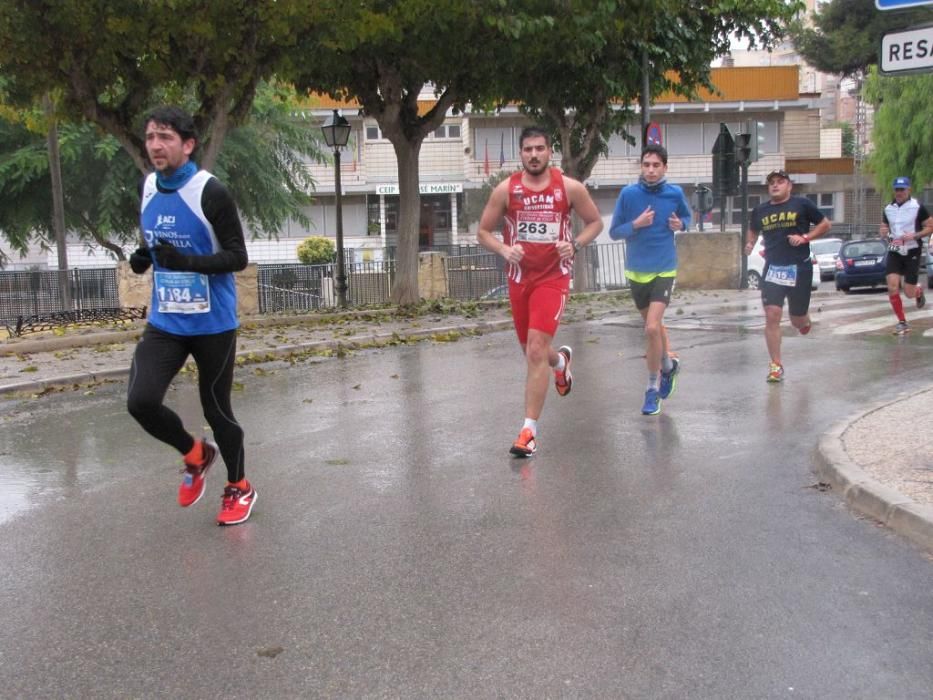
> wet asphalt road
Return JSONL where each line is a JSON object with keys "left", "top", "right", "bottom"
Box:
{"left": 1, "top": 316, "right": 932, "bottom": 699}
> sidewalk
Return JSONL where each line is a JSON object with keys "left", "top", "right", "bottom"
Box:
{"left": 817, "top": 388, "right": 933, "bottom": 553}
{"left": 2, "top": 290, "right": 932, "bottom": 552}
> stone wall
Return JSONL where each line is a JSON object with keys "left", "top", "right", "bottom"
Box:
{"left": 417, "top": 251, "right": 449, "bottom": 300}
{"left": 675, "top": 231, "right": 741, "bottom": 290}
{"left": 117, "top": 262, "right": 259, "bottom": 316}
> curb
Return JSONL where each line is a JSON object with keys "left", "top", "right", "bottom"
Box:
{"left": 0, "top": 328, "right": 143, "bottom": 356}
{"left": 816, "top": 390, "right": 933, "bottom": 554}
{"left": 0, "top": 318, "right": 514, "bottom": 397}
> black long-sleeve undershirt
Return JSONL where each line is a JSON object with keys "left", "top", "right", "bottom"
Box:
{"left": 137, "top": 174, "right": 249, "bottom": 274}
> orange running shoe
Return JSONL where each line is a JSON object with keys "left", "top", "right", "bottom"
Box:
{"left": 509, "top": 428, "right": 537, "bottom": 457}
{"left": 178, "top": 439, "right": 218, "bottom": 507}
{"left": 766, "top": 363, "right": 784, "bottom": 383}
{"left": 217, "top": 482, "right": 257, "bottom": 526}
{"left": 554, "top": 345, "right": 573, "bottom": 396}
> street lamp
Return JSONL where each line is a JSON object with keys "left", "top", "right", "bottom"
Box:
{"left": 321, "top": 109, "right": 352, "bottom": 307}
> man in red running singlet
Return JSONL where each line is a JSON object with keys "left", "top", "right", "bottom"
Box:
{"left": 478, "top": 126, "right": 603, "bottom": 457}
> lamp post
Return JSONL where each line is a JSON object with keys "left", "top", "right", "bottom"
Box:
{"left": 321, "top": 109, "right": 352, "bottom": 307}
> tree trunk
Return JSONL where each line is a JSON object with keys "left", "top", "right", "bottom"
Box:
{"left": 390, "top": 138, "right": 423, "bottom": 305}
{"left": 45, "top": 95, "right": 72, "bottom": 311}
{"left": 89, "top": 229, "right": 127, "bottom": 261}
{"left": 200, "top": 113, "right": 228, "bottom": 171}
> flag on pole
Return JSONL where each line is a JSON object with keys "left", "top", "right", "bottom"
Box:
{"left": 484, "top": 139, "right": 489, "bottom": 175}
{"left": 499, "top": 133, "right": 505, "bottom": 168}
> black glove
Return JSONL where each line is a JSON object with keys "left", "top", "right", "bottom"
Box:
{"left": 129, "top": 246, "right": 152, "bottom": 274}
{"left": 152, "top": 238, "right": 190, "bottom": 271}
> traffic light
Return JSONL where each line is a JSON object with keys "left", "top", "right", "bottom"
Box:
{"left": 694, "top": 184, "right": 714, "bottom": 213}
{"left": 735, "top": 133, "right": 751, "bottom": 166}
{"left": 747, "top": 120, "right": 765, "bottom": 162}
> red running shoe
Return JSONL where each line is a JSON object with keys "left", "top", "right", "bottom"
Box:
{"left": 554, "top": 345, "right": 573, "bottom": 396}
{"left": 509, "top": 428, "right": 537, "bottom": 457}
{"left": 217, "top": 482, "right": 257, "bottom": 526}
{"left": 178, "top": 439, "right": 218, "bottom": 507}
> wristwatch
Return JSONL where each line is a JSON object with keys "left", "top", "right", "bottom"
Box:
{"left": 572, "top": 240, "right": 582, "bottom": 252}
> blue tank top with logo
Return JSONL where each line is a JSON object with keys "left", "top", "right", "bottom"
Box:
{"left": 140, "top": 171, "right": 238, "bottom": 335}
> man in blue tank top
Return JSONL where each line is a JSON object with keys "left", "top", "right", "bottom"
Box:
{"left": 126, "top": 106, "right": 255, "bottom": 525}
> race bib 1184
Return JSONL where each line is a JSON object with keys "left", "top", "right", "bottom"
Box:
{"left": 154, "top": 271, "right": 211, "bottom": 314}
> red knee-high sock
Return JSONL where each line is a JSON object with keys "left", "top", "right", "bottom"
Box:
{"left": 889, "top": 294, "right": 905, "bottom": 322}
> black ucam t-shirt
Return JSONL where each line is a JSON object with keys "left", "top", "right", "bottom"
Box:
{"left": 750, "top": 196, "right": 826, "bottom": 265}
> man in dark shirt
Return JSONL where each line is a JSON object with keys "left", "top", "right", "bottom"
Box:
{"left": 744, "top": 170, "right": 832, "bottom": 383}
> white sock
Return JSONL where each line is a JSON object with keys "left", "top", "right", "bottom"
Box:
{"left": 647, "top": 373, "right": 660, "bottom": 391}
{"left": 661, "top": 354, "right": 673, "bottom": 373}
{"left": 522, "top": 418, "right": 538, "bottom": 435}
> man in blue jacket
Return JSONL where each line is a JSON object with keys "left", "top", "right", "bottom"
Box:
{"left": 609, "top": 144, "right": 691, "bottom": 415}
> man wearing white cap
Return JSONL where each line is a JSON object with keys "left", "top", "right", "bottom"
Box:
{"left": 880, "top": 176, "right": 933, "bottom": 335}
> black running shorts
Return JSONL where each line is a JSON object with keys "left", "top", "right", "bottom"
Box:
{"left": 761, "top": 260, "right": 813, "bottom": 317}
{"left": 885, "top": 248, "right": 921, "bottom": 285}
{"left": 629, "top": 275, "right": 675, "bottom": 311}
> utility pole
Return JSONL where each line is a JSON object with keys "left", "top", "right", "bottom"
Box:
{"left": 853, "top": 73, "right": 866, "bottom": 237}
{"left": 734, "top": 120, "right": 764, "bottom": 288}
{"left": 640, "top": 50, "right": 650, "bottom": 148}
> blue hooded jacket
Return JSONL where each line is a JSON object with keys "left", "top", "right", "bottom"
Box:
{"left": 609, "top": 180, "right": 691, "bottom": 280}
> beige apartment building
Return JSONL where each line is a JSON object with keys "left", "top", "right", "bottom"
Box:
{"left": 286, "top": 65, "right": 870, "bottom": 267}
{"left": 1, "top": 66, "right": 876, "bottom": 270}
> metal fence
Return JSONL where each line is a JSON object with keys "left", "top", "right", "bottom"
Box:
{"left": 257, "top": 263, "right": 327, "bottom": 313}
{"left": 0, "top": 242, "right": 630, "bottom": 321}
{"left": 0, "top": 267, "right": 119, "bottom": 328}
{"left": 446, "top": 251, "right": 508, "bottom": 300}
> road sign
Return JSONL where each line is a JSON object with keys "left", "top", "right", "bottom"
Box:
{"left": 879, "top": 25, "right": 933, "bottom": 75}
{"left": 876, "top": 0, "right": 933, "bottom": 10}
{"left": 645, "top": 122, "right": 662, "bottom": 146}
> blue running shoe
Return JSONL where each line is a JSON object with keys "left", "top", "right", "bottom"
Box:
{"left": 658, "top": 357, "right": 680, "bottom": 399}
{"left": 641, "top": 388, "right": 661, "bottom": 415}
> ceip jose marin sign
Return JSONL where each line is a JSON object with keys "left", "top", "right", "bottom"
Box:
{"left": 375, "top": 183, "right": 464, "bottom": 196}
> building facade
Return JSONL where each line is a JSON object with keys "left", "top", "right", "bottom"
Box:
{"left": 4, "top": 65, "right": 878, "bottom": 270}
{"left": 295, "top": 65, "right": 858, "bottom": 264}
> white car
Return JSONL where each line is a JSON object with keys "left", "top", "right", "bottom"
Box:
{"left": 809, "top": 237, "right": 844, "bottom": 281}
{"left": 746, "top": 236, "right": 820, "bottom": 291}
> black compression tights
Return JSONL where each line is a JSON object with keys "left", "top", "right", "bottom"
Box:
{"left": 127, "top": 325, "right": 245, "bottom": 483}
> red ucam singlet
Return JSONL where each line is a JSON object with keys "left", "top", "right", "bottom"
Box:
{"left": 503, "top": 167, "right": 573, "bottom": 285}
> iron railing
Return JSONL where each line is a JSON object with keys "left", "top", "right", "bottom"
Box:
{"left": 0, "top": 242, "right": 631, "bottom": 320}
{"left": 0, "top": 267, "right": 120, "bottom": 329}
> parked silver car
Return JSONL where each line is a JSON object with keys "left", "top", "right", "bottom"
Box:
{"left": 809, "top": 237, "right": 843, "bottom": 281}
